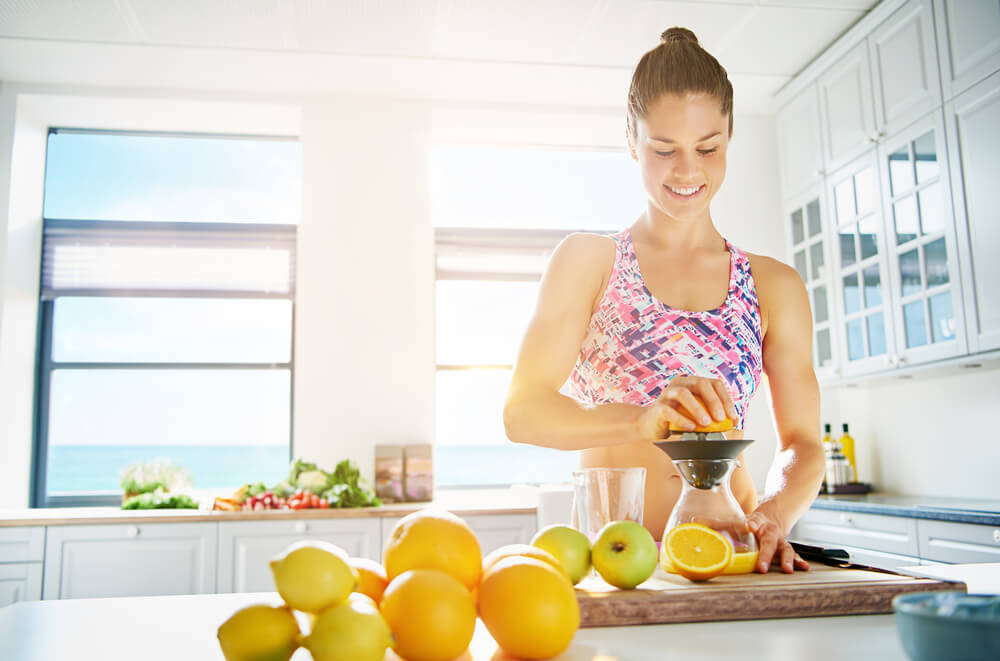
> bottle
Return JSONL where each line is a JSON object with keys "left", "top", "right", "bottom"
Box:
{"left": 821, "top": 424, "right": 832, "bottom": 492}
{"left": 824, "top": 439, "right": 851, "bottom": 489}
{"left": 839, "top": 423, "right": 857, "bottom": 483}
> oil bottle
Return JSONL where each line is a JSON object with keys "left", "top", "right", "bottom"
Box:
{"left": 839, "top": 423, "right": 857, "bottom": 483}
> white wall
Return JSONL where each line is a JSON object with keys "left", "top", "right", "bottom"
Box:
{"left": 823, "top": 368, "right": 1000, "bottom": 499}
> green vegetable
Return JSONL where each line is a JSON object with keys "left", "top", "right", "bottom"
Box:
{"left": 121, "top": 490, "right": 199, "bottom": 510}
{"left": 296, "top": 469, "right": 330, "bottom": 493}
{"left": 288, "top": 459, "right": 318, "bottom": 484}
{"left": 245, "top": 482, "right": 269, "bottom": 498}
{"left": 119, "top": 459, "right": 192, "bottom": 495}
{"left": 320, "top": 460, "right": 381, "bottom": 508}
{"left": 270, "top": 480, "right": 295, "bottom": 498}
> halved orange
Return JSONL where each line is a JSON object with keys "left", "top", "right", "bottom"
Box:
{"left": 663, "top": 523, "right": 733, "bottom": 582}
{"left": 693, "top": 418, "right": 735, "bottom": 433}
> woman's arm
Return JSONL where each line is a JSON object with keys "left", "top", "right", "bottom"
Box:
{"left": 746, "top": 255, "right": 826, "bottom": 572}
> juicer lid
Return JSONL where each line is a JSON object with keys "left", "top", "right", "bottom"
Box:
{"left": 653, "top": 438, "right": 754, "bottom": 461}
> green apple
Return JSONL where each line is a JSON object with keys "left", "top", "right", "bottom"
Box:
{"left": 530, "top": 524, "right": 591, "bottom": 585}
{"left": 591, "top": 520, "right": 657, "bottom": 589}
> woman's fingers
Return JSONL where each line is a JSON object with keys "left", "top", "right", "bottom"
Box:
{"left": 710, "top": 379, "right": 740, "bottom": 422}
{"left": 656, "top": 400, "right": 697, "bottom": 432}
{"left": 694, "top": 379, "right": 728, "bottom": 422}
{"left": 663, "top": 386, "right": 712, "bottom": 427}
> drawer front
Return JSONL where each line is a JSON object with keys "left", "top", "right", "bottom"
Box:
{"left": 0, "top": 563, "right": 43, "bottom": 606}
{"left": 792, "top": 509, "right": 920, "bottom": 557}
{"left": 917, "top": 519, "right": 1000, "bottom": 564}
{"left": 0, "top": 527, "right": 45, "bottom": 563}
{"left": 217, "top": 517, "right": 381, "bottom": 593}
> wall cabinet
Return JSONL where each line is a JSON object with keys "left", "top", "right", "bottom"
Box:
{"left": 217, "top": 517, "right": 381, "bottom": 593}
{"left": 43, "top": 522, "right": 218, "bottom": 600}
{"left": 777, "top": 0, "right": 1000, "bottom": 382}
{"left": 946, "top": 71, "right": 1000, "bottom": 353}
{"left": 933, "top": 0, "right": 1000, "bottom": 101}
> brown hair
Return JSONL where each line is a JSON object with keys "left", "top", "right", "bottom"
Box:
{"left": 626, "top": 27, "right": 734, "bottom": 142}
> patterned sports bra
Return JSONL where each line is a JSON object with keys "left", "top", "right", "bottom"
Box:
{"left": 564, "top": 229, "right": 763, "bottom": 428}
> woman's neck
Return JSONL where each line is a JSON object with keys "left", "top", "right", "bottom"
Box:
{"left": 631, "top": 207, "right": 724, "bottom": 252}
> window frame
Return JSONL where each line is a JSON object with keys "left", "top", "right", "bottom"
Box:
{"left": 31, "top": 129, "right": 299, "bottom": 508}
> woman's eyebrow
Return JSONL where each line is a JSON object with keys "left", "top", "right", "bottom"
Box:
{"left": 650, "top": 131, "right": 722, "bottom": 143}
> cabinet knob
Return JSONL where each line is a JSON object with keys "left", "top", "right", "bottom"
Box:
{"left": 839, "top": 513, "right": 853, "bottom": 525}
{"left": 814, "top": 169, "right": 826, "bottom": 178}
{"left": 126, "top": 526, "right": 141, "bottom": 538}
{"left": 294, "top": 521, "right": 309, "bottom": 534}
{"left": 993, "top": 529, "right": 999, "bottom": 544}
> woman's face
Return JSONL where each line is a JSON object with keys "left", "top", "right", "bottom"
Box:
{"left": 631, "top": 92, "right": 730, "bottom": 224}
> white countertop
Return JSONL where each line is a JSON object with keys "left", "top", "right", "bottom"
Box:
{"left": 2, "top": 564, "right": 995, "bottom": 661}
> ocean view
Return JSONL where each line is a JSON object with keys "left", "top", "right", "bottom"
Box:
{"left": 46, "top": 443, "right": 580, "bottom": 493}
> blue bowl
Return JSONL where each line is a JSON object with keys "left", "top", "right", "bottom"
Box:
{"left": 893, "top": 591, "right": 1000, "bottom": 661}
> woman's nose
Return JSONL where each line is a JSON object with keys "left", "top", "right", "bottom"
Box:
{"left": 673, "top": 152, "right": 699, "bottom": 179}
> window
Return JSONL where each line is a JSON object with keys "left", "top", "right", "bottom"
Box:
{"left": 431, "top": 143, "right": 641, "bottom": 487}
{"left": 34, "top": 129, "right": 301, "bottom": 506}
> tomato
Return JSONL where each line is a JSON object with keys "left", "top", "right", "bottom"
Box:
{"left": 319, "top": 498, "right": 328, "bottom": 508}
{"left": 310, "top": 494, "right": 320, "bottom": 508}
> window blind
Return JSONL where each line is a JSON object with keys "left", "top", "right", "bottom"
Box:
{"left": 40, "top": 219, "right": 296, "bottom": 299}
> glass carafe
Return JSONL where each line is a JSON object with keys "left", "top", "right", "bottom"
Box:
{"left": 662, "top": 457, "right": 758, "bottom": 574}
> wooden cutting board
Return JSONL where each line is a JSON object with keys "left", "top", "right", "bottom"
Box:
{"left": 576, "top": 563, "right": 965, "bottom": 627}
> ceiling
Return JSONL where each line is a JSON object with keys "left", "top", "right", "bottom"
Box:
{"left": 0, "top": 0, "right": 880, "bottom": 112}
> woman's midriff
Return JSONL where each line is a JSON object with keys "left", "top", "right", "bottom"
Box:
{"left": 579, "top": 432, "right": 757, "bottom": 542}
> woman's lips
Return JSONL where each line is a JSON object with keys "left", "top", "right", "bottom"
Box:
{"left": 664, "top": 184, "right": 705, "bottom": 200}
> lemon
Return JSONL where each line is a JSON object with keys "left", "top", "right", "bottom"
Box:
{"left": 217, "top": 604, "right": 300, "bottom": 661}
{"left": 302, "top": 595, "right": 394, "bottom": 661}
{"left": 270, "top": 541, "right": 359, "bottom": 613}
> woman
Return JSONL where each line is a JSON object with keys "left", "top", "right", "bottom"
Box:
{"left": 503, "top": 27, "right": 824, "bottom": 573}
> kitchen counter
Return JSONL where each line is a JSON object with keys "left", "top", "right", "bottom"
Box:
{"left": 2, "top": 563, "right": 996, "bottom": 661}
{"left": 0, "top": 487, "right": 539, "bottom": 527}
{"left": 811, "top": 494, "right": 1000, "bottom": 526}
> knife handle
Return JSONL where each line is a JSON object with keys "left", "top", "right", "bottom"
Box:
{"left": 790, "top": 541, "right": 850, "bottom": 561}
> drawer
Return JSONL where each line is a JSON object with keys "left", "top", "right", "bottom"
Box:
{"left": 0, "top": 527, "right": 45, "bottom": 563}
{"left": 917, "top": 519, "right": 1000, "bottom": 564}
{"left": 792, "top": 509, "right": 919, "bottom": 557}
{"left": 0, "top": 562, "right": 43, "bottom": 605}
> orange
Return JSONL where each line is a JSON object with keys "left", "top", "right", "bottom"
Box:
{"left": 663, "top": 523, "right": 733, "bottom": 582}
{"left": 478, "top": 556, "right": 579, "bottom": 659}
{"left": 693, "top": 417, "right": 735, "bottom": 433}
{"left": 349, "top": 557, "right": 389, "bottom": 603}
{"left": 383, "top": 510, "right": 482, "bottom": 591}
{"left": 380, "top": 569, "right": 476, "bottom": 661}
{"left": 482, "top": 543, "right": 567, "bottom": 579}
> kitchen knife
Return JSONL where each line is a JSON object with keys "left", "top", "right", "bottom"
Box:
{"left": 789, "top": 541, "right": 902, "bottom": 575}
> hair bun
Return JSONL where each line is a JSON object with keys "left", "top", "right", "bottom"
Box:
{"left": 660, "top": 27, "right": 698, "bottom": 45}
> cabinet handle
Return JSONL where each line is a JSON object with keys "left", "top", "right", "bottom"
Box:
{"left": 12, "top": 586, "right": 19, "bottom": 602}
{"left": 993, "top": 529, "right": 999, "bottom": 544}
{"left": 839, "top": 513, "right": 853, "bottom": 525}
{"left": 814, "top": 169, "right": 825, "bottom": 178}
{"left": 126, "top": 525, "right": 140, "bottom": 538}
{"left": 294, "top": 521, "right": 309, "bottom": 534}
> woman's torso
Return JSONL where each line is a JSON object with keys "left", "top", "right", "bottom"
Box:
{"left": 566, "top": 228, "right": 763, "bottom": 539}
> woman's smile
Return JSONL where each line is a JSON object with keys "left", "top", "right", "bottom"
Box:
{"left": 664, "top": 183, "right": 705, "bottom": 200}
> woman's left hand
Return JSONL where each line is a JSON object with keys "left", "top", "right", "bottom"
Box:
{"left": 746, "top": 509, "right": 810, "bottom": 573}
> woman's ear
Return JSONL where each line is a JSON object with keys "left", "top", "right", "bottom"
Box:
{"left": 626, "top": 129, "right": 638, "bottom": 161}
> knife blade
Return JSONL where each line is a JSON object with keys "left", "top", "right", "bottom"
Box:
{"left": 789, "top": 541, "right": 901, "bottom": 575}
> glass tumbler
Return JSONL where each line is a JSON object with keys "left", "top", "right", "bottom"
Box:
{"left": 571, "top": 467, "right": 646, "bottom": 542}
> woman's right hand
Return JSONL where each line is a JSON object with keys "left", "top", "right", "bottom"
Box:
{"left": 640, "top": 375, "right": 740, "bottom": 439}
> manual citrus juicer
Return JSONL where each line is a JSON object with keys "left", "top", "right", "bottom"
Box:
{"left": 654, "top": 420, "right": 758, "bottom": 574}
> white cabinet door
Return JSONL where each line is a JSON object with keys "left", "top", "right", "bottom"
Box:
{"left": 826, "top": 153, "right": 898, "bottom": 376}
{"left": 869, "top": 0, "right": 941, "bottom": 135}
{"left": 917, "top": 519, "right": 1000, "bottom": 564}
{"left": 776, "top": 83, "right": 825, "bottom": 199}
{"left": 878, "top": 111, "right": 968, "bottom": 366}
{"left": 379, "top": 513, "right": 537, "bottom": 560}
{"left": 43, "top": 522, "right": 218, "bottom": 600}
{"left": 791, "top": 509, "right": 920, "bottom": 557}
{"left": 217, "top": 517, "right": 381, "bottom": 593}
{"left": 0, "top": 526, "right": 45, "bottom": 563}
{"left": 785, "top": 185, "right": 839, "bottom": 381}
{"left": 0, "top": 563, "right": 43, "bottom": 606}
{"left": 819, "top": 42, "right": 878, "bottom": 171}
{"left": 946, "top": 71, "right": 1000, "bottom": 353}
{"left": 934, "top": 0, "right": 1000, "bottom": 101}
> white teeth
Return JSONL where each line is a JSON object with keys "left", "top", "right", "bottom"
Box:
{"left": 669, "top": 185, "right": 701, "bottom": 196}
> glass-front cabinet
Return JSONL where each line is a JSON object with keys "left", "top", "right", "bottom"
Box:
{"left": 786, "top": 186, "right": 837, "bottom": 378}
{"left": 879, "top": 114, "right": 967, "bottom": 365}
{"left": 828, "top": 153, "right": 895, "bottom": 376}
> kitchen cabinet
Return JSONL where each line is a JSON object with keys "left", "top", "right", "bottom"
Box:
{"left": 826, "top": 152, "right": 897, "bottom": 376}
{"left": 216, "top": 517, "right": 381, "bottom": 593}
{"left": 878, "top": 111, "right": 967, "bottom": 365}
{"left": 0, "top": 563, "right": 42, "bottom": 607}
{"left": 784, "top": 185, "right": 838, "bottom": 377}
{"left": 43, "top": 522, "right": 217, "bottom": 600}
{"left": 776, "top": 83, "right": 825, "bottom": 200}
{"left": 791, "top": 508, "right": 920, "bottom": 559}
{"left": 945, "top": 71, "right": 1000, "bottom": 353}
{"left": 379, "top": 513, "right": 537, "bottom": 557}
{"left": 0, "top": 526, "right": 45, "bottom": 564}
{"left": 917, "top": 519, "right": 1000, "bottom": 564}
{"left": 868, "top": 0, "right": 941, "bottom": 136}
{"left": 933, "top": 0, "right": 1000, "bottom": 101}
{"left": 818, "top": 42, "right": 878, "bottom": 172}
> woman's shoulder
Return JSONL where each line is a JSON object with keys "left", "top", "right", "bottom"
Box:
{"left": 548, "top": 231, "right": 618, "bottom": 273}
{"left": 743, "top": 251, "right": 809, "bottom": 334}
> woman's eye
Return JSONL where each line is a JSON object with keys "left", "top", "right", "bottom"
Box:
{"left": 698, "top": 148, "right": 718, "bottom": 155}
{"left": 655, "top": 151, "right": 675, "bottom": 157}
